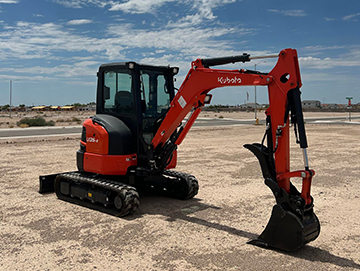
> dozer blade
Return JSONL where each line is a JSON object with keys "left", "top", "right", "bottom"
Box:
{"left": 249, "top": 204, "right": 320, "bottom": 252}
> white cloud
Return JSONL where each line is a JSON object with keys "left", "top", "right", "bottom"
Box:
{"left": 167, "top": 13, "right": 206, "bottom": 28}
{"left": 324, "top": 17, "right": 335, "bottom": 21}
{"left": 191, "top": 0, "right": 237, "bottom": 20}
{"left": 67, "top": 19, "right": 93, "bottom": 25}
{"left": 343, "top": 12, "right": 360, "bottom": 21}
{"left": 0, "top": 0, "right": 265, "bottom": 82}
{"left": 166, "top": 0, "right": 239, "bottom": 27}
{"left": 0, "top": 17, "right": 256, "bottom": 79}
{"left": 300, "top": 46, "right": 360, "bottom": 68}
{"left": 0, "top": 0, "right": 19, "bottom": 3}
{"left": 109, "top": 0, "right": 176, "bottom": 13}
{"left": 302, "top": 45, "right": 345, "bottom": 52}
{"left": 299, "top": 56, "right": 360, "bottom": 69}
{"left": 105, "top": 23, "right": 251, "bottom": 59}
{"left": 0, "top": 60, "right": 100, "bottom": 82}
{"left": 268, "top": 9, "right": 307, "bottom": 17}
{"left": 53, "top": 0, "right": 108, "bottom": 8}
{"left": 0, "top": 21, "right": 111, "bottom": 61}
{"left": 110, "top": 0, "right": 239, "bottom": 27}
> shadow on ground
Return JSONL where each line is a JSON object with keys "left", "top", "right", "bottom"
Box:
{"left": 134, "top": 194, "right": 360, "bottom": 270}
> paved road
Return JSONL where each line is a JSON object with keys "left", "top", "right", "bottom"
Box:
{"left": 1, "top": 116, "right": 359, "bottom": 139}
{"left": 0, "top": 126, "right": 82, "bottom": 139}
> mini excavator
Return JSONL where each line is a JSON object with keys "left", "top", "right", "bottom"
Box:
{"left": 39, "top": 48, "right": 320, "bottom": 252}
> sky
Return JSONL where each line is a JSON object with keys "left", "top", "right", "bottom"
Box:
{"left": 0, "top": 0, "right": 359, "bottom": 107}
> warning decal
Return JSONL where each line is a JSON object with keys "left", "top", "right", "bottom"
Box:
{"left": 178, "top": 96, "right": 187, "bottom": 108}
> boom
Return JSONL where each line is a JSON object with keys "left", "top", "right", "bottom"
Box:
{"left": 151, "top": 48, "right": 320, "bottom": 251}
{"left": 153, "top": 49, "right": 301, "bottom": 184}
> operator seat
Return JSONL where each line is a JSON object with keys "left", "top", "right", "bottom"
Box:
{"left": 115, "top": 91, "right": 134, "bottom": 113}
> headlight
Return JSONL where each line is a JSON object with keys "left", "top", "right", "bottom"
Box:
{"left": 172, "top": 67, "right": 179, "bottom": 75}
{"left": 128, "top": 62, "right": 135, "bottom": 70}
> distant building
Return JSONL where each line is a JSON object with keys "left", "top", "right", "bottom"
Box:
{"left": 322, "top": 103, "right": 339, "bottom": 109}
{"left": 50, "top": 106, "right": 61, "bottom": 111}
{"left": 61, "top": 106, "right": 75, "bottom": 111}
{"left": 31, "top": 106, "right": 48, "bottom": 111}
{"left": 337, "top": 104, "right": 347, "bottom": 109}
{"left": 79, "top": 104, "right": 96, "bottom": 111}
{"left": 240, "top": 102, "right": 262, "bottom": 109}
{"left": 302, "top": 100, "right": 321, "bottom": 109}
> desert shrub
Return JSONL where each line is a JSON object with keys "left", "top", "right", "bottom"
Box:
{"left": 56, "top": 117, "right": 81, "bottom": 123}
{"left": 17, "top": 116, "right": 55, "bottom": 127}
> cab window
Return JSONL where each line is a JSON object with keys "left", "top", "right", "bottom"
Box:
{"left": 103, "top": 70, "right": 134, "bottom": 114}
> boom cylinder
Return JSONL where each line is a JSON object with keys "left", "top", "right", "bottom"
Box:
{"left": 201, "top": 54, "right": 251, "bottom": 67}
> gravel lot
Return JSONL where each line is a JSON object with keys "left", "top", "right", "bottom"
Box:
{"left": 1, "top": 121, "right": 360, "bottom": 270}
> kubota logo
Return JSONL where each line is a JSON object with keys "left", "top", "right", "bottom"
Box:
{"left": 218, "top": 76, "right": 241, "bottom": 84}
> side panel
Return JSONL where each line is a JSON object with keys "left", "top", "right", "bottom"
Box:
{"left": 83, "top": 119, "right": 109, "bottom": 155}
{"left": 83, "top": 153, "right": 137, "bottom": 175}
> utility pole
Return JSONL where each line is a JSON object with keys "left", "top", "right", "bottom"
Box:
{"left": 9, "top": 79, "right": 19, "bottom": 117}
{"left": 10, "top": 80, "right": 13, "bottom": 117}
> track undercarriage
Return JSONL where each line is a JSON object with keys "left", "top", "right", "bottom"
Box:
{"left": 39, "top": 170, "right": 199, "bottom": 217}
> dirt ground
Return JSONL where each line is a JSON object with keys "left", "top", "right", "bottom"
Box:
{"left": 1, "top": 119, "right": 360, "bottom": 270}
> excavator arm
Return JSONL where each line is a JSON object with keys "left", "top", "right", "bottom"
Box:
{"left": 151, "top": 48, "right": 320, "bottom": 251}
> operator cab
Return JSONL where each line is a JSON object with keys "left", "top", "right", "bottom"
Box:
{"left": 95, "top": 62, "right": 178, "bottom": 159}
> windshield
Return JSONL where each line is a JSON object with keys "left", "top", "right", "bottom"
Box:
{"left": 140, "top": 69, "right": 172, "bottom": 144}
{"left": 140, "top": 70, "right": 171, "bottom": 118}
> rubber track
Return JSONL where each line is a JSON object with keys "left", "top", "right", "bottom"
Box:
{"left": 55, "top": 172, "right": 140, "bottom": 217}
{"left": 163, "top": 170, "right": 199, "bottom": 200}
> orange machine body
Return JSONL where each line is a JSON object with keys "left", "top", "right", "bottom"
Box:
{"left": 80, "top": 119, "right": 176, "bottom": 175}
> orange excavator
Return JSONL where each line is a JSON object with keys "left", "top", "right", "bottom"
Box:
{"left": 39, "top": 48, "right": 320, "bottom": 251}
